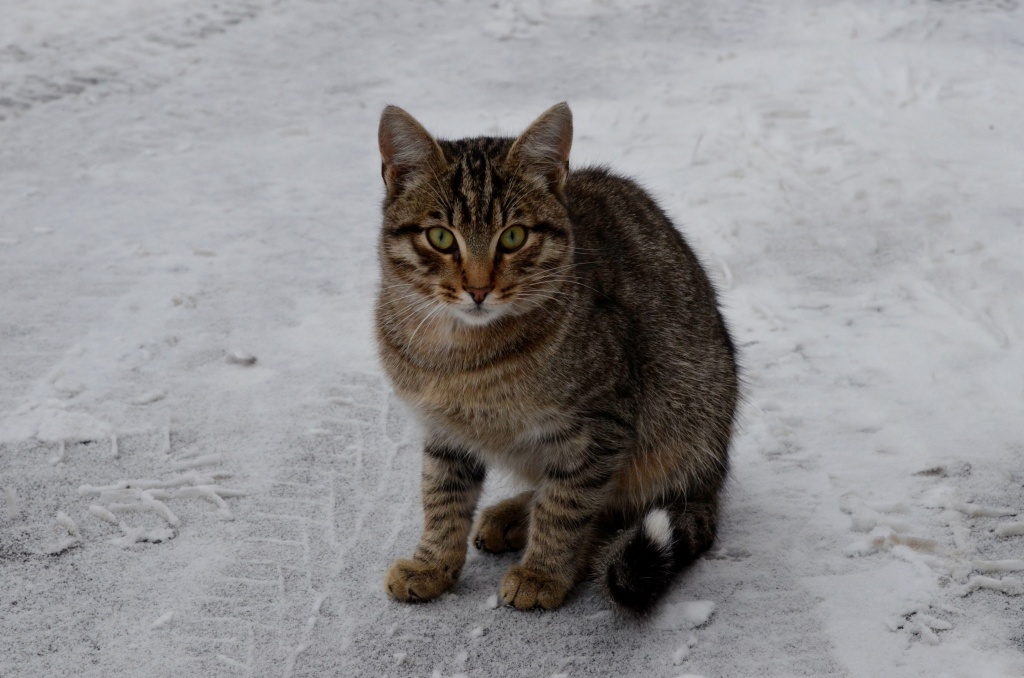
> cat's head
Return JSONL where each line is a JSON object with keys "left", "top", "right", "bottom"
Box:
{"left": 377, "top": 103, "right": 575, "bottom": 329}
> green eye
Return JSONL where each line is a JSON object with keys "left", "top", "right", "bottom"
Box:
{"left": 427, "top": 227, "right": 456, "bottom": 252}
{"left": 499, "top": 225, "right": 527, "bottom": 252}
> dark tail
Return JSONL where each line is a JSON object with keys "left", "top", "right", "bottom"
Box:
{"left": 597, "top": 499, "right": 719, "bottom": 614}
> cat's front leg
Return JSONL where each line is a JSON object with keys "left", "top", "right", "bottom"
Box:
{"left": 386, "top": 441, "right": 484, "bottom": 603}
{"left": 500, "top": 443, "right": 618, "bottom": 610}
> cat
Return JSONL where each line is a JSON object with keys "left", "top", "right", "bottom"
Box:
{"left": 375, "top": 102, "right": 738, "bottom": 613}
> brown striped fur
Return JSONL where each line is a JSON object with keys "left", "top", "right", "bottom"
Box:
{"left": 376, "top": 103, "right": 738, "bottom": 613}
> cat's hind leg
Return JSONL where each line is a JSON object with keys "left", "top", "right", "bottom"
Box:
{"left": 472, "top": 490, "right": 533, "bottom": 553}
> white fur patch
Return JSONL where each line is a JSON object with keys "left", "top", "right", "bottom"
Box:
{"left": 644, "top": 509, "right": 673, "bottom": 550}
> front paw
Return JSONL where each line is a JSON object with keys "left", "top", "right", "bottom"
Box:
{"left": 500, "top": 564, "right": 571, "bottom": 610}
{"left": 385, "top": 558, "right": 454, "bottom": 603}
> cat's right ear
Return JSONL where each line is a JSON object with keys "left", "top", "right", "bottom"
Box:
{"left": 378, "top": 106, "right": 446, "bottom": 196}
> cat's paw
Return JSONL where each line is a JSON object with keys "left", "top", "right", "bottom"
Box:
{"left": 385, "top": 558, "right": 454, "bottom": 603}
{"left": 500, "top": 564, "right": 571, "bottom": 610}
{"left": 473, "top": 504, "right": 528, "bottom": 554}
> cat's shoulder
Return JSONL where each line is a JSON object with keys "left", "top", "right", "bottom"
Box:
{"left": 565, "top": 165, "right": 670, "bottom": 236}
{"left": 567, "top": 165, "right": 658, "bottom": 205}
{"left": 568, "top": 164, "right": 638, "bottom": 190}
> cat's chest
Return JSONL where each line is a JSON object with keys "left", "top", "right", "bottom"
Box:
{"left": 404, "top": 367, "right": 563, "bottom": 454}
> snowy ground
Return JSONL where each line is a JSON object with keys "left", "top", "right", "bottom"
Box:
{"left": 2, "top": 0, "right": 1023, "bottom": 676}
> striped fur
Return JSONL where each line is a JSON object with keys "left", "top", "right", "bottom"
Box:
{"left": 377, "top": 103, "right": 738, "bottom": 613}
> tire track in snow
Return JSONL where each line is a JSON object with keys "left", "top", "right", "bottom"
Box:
{"left": 0, "top": 0, "right": 275, "bottom": 121}
{"left": 145, "top": 370, "right": 851, "bottom": 677}
{"left": 156, "top": 373, "right": 420, "bottom": 677}
{"left": 0, "top": 427, "right": 252, "bottom": 676}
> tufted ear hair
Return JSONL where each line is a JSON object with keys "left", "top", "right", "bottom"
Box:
{"left": 378, "top": 105, "right": 446, "bottom": 196}
{"left": 507, "top": 102, "right": 573, "bottom": 195}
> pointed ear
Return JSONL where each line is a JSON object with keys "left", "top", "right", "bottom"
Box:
{"left": 378, "top": 105, "right": 446, "bottom": 196}
{"left": 508, "top": 102, "right": 573, "bottom": 194}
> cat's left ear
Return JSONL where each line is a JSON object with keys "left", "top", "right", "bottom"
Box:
{"left": 508, "top": 102, "right": 573, "bottom": 195}
{"left": 379, "top": 105, "right": 446, "bottom": 196}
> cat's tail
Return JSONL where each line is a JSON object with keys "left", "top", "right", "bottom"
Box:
{"left": 596, "top": 499, "right": 719, "bottom": 614}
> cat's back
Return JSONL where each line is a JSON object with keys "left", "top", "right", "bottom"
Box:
{"left": 565, "top": 166, "right": 726, "bottom": 333}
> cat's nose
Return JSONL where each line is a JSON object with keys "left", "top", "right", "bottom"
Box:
{"left": 466, "top": 286, "right": 492, "bottom": 305}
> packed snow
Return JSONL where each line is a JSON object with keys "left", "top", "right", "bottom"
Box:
{"left": 1, "top": 0, "right": 1022, "bottom": 676}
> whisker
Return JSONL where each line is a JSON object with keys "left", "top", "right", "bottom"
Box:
{"left": 408, "top": 302, "right": 448, "bottom": 344}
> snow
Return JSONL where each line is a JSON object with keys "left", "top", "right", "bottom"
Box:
{"left": 995, "top": 522, "right": 1024, "bottom": 538}
{"left": 672, "top": 635, "right": 699, "bottom": 665}
{"left": 654, "top": 601, "right": 717, "bottom": 631}
{"left": 55, "top": 510, "right": 81, "bottom": 538}
{"left": 150, "top": 610, "right": 175, "bottom": 630}
{"left": 3, "top": 486, "right": 17, "bottom": 520}
{"left": 974, "top": 559, "right": 1024, "bottom": 574}
{"left": 225, "top": 350, "right": 258, "bottom": 367}
{"left": 962, "top": 576, "right": 1024, "bottom": 597}
{"left": 132, "top": 390, "right": 168, "bottom": 406}
{"left": 1, "top": 0, "right": 1023, "bottom": 676}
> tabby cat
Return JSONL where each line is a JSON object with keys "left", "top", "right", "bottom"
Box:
{"left": 375, "top": 103, "right": 738, "bottom": 613}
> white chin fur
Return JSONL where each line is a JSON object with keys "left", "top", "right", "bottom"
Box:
{"left": 453, "top": 305, "right": 503, "bottom": 326}
{"left": 643, "top": 509, "right": 673, "bottom": 550}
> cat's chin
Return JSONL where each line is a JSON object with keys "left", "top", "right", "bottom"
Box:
{"left": 451, "top": 305, "right": 505, "bottom": 327}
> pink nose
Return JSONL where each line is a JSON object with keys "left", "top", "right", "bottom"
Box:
{"left": 466, "top": 286, "right": 492, "bottom": 305}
